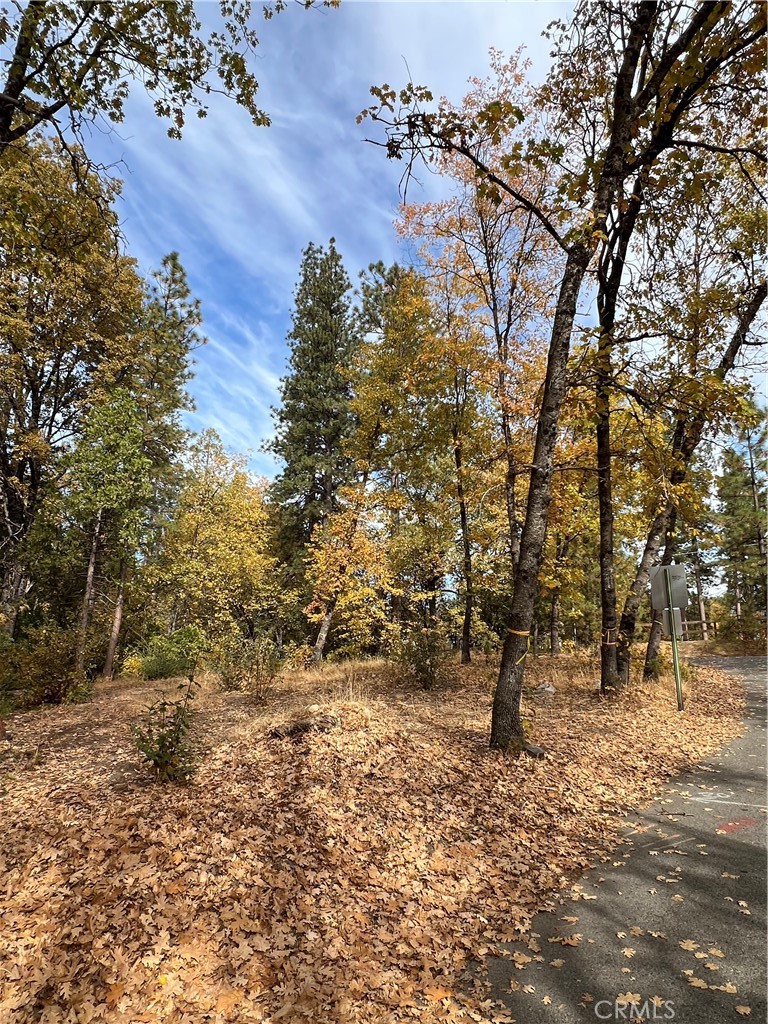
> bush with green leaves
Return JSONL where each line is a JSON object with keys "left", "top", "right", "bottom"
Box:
{"left": 216, "top": 635, "right": 282, "bottom": 700}
{"left": 395, "top": 622, "right": 451, "bottom": 690}
{"left": 0, "top": 625, "right": 90, "bottom": 707}
{"left": 130, "top": 626, "right": 208, "bottom": 681}
{"left": 132, "top": 680, "right": 197, "bottom": 782}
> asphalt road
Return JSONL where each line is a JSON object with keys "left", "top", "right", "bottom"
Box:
{"left": 487, "top": 655, "right": 767, "bottom": 1024}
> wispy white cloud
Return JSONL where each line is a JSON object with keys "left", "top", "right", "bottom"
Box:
{"left": 91, "top": 1, "right": 573, "bottom": 475}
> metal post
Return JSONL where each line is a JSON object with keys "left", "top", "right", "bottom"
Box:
{"left": 664, "top": 566, "right": 685, "bottom": 711}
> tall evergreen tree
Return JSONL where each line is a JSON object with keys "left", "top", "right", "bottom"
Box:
{"left": 269, "top": 239, "right": 359, "bottom": 561}
{"left": 717, "top": 423, "right": 767, "bottom": 626}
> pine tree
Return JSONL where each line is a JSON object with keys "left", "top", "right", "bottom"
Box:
{"left": 269, "top": 239, "right": 358, "bottom": 560}
{"left": 717, "top": 424, "right": 767, "bottom": 627}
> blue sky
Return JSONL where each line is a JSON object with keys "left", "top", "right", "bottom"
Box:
{"left": 90, "top": 1, "right": 572, "bottom": 477}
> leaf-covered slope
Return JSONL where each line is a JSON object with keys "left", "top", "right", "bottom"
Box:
{"left": 0, "top": 659, "right": 743, "bottom": 1023}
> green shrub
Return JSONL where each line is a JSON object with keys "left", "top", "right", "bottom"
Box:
{"left": 132, "top": 680, "right": 197, "bottom": 782}
{"left": 64, "top": 674, "right": 94, "bottom": 704}
{"left": 0, "top": 625, "right": 87, "bottom": 707}
{"left": 131, "top": 626, "right": 208, "bottom": 681}
{"left": 216, "top": 635, "right": 282, "bottom": 700}
{"left": 395, "top": 623, "right": 450, "bottom": 690}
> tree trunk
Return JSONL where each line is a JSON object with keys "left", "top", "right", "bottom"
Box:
{"left": 491, "top": 247, "right": 591, "bottom": 750}
{"left": 692, "top": 537, "right": 709, "bottom": 641}
{"left": 616, "top": 504, "right": 670, "bottom": 685}
{"left": 504, "top": 457, "right": 520, "bottom": 569}
{"left": 1, "top": 563, "right": 28, "bottom": 638}
{"left": 486, "top": 0, "right": 738, "bottom": 745}
{"left": 0, "top": 1, "right": 46, "bottom": 151}
{"left": 596, "top": 365, "right": 619, "bottom": 690}
{"left": 594, "top": 170, "right": 646, "bottom": 691}
{"left": 103, "top": 558, "right": 128, "bottom": 681}
{"left": 549, "top": 587, "right": 562, "bottom": 655}
{"left": 75, "top": 508, "right": 102, "bottom": 676}
{"left": 312, "top": 606, "right": 334, "bottom": 664}
{"left": 453, "top": 430, "right": 473, "bottom": 664}
{"left": 645, "top": 612, "right": 664, "bottom": 675}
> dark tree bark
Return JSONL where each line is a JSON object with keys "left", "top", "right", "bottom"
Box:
{"left": 491, "top": 3, "right": 693, "bottom": 748}
{"left": 491, "top": 247, "right": 592, "bottom": 748}
{"left": 595, "top": 339, "right": 620, "bottom": 690}
{"left": 594, "top": 170, "right": 646, "bottom": 690}
{"left": 0, "top": 1, "right": 47, "bottom": 150}
{"left": 453, "top": 428, "right": 474, "bottom": 664}
{"left": 549, "top": 588, "right": 562, "bottom": 655}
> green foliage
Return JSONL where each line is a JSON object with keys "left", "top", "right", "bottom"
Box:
{"left": 154, "top": 432, "right": 285, "bottom": 649}
{"left": 0, "top": 626, "right": 87, "bottom": 707}
{"left": 63, "top": 675, "right": 95, "bottom": 705}
{"left": 716, "top": 425, "right": 767, "bottom": 623}
{"left": 269, "top": 239, "right": 359, "bottom": 556}
{"left": 131, "top": 627, "right": 208, "bottom": 681}
{"left": 0, "top": 1, "right": 303, "bottom": 151}
{"left": 394, "top": 623, "right": 451, "bottom": 691}
{"left": 216, "top": 635, "right": 282, "bottom": 700}
{"left": 0, "top": 139, "right": 145, "bottom": 576}
{"left": 132, "top": 681, "right": 197, "bottom": 783}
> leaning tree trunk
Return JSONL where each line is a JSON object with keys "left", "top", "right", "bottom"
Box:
{"left": 616, "top": 503, "right": 671, "bottom": 684}
{"left": 692, "top": 537, "right": 709, "bottom": 641}
{"left": 453, "top": 430, "right": 474, "bottom": 664}
{"left": 0, "top": 1, "right": 46, "bottom": 152}
{"left": 490, "top": 2, "right": 663, "bottom": 747}
{"left": 491, "top": 246, "right": 592, "bottom": 750}
{"left": 103, "top": 558, "right": 128, "bottom": 681}
{"left": 312, "top": 606, "right": 334, "bottom": 664}
{"left": 75, "top": 507, "right": 102, "bottom": 676}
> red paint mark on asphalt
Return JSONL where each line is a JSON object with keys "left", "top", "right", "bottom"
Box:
{"left": 716, "top": 817, "right": 759, "bottom": 834}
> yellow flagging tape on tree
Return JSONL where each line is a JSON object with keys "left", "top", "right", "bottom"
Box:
{"left": 508, "top": 628, "right": 530, "bottom": 665}
{"left": 601, "top": 627, "right": 618, "bottom": 646}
